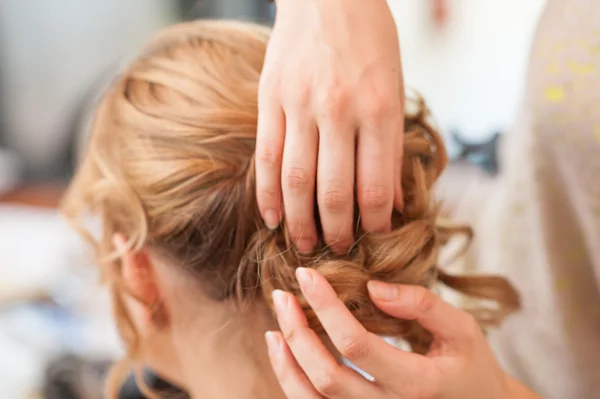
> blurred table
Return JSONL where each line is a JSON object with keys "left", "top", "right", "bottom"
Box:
{"left": 0, "top": 182, "right": 66, "bottom": 209}
{"left": 0, "top": 191, "right": 121, "bottom": 399}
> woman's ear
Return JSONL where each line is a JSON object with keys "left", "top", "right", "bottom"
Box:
{"left": 113, "top": 233, "right": 164, "bottom": 330}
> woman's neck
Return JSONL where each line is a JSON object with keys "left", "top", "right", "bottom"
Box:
{"left": 172, "top": 305, "right": 285, "bottom": 399}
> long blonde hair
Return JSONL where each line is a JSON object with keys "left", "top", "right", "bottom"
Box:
{"left": 62, "top": 19, "right": 519, "bottom": 397}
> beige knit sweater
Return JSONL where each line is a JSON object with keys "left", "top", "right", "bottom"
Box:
{"left": 451, "top": 1, "right": 600, "bottom": 398}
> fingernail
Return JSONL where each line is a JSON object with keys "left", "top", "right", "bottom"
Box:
{"left": 265, "top": 331, "right": 281, "bottom": 358}
{"left": 367, "top": 281, "right": 399, "bottom": 301}
{"left": 329, "top": 239, "right": 352, "bottom": 256}
{"left": 296, "top": 267, "right": 314, "bottom": 293}
{"left": 296, "top": 237, "right": 316, "bottom": 254}
{"left": 272, "top": 289, "right": 288, "bottom": 312}
{"left": 264, "top": 209, "right": 281, "bottom": 230}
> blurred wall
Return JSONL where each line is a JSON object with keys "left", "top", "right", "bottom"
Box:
{"left": 389, "top": 0, "right": 547, "bottom": 139}
{"left": 0, "top": 0, "right": 546, "bottom": 178}
{"left": 0, "top": 0, "right": 274, "bottom": 180}
{"left": 0, "top": 0, "right": 178, "bottom": 176}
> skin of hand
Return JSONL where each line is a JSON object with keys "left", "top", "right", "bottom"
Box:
{"left": 255, "top": 0, "right": 405, "bottom": 254}
{"left": 264, "top": 268, "right": 544, "bottom": 399}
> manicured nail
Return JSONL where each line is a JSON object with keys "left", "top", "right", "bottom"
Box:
{"left": 265, "top": 331, "right": 281, "bottom": 358}
{"left": 367, "top": 281, "right": 399, "bottom": 301}
{"left": 272, "top": 289, "right": 288, "bottom": 312}
{"left": 296, "top": 267, "right": 314, "bottom": 293}
{"left": 264, "top": 209, "right": 281, "bottom": 230}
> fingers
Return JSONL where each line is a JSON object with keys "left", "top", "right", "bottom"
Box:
{"left": 256, "top": 99, "right": 285, "bottom": 229}
{"left": 355, "top": 117, "right": 398, "bottom": 233}
{"left": 368, "top": 281, "right": 482, "bottom": 350}
{"left": 265, "top": 331, "right": 322, "bottom": 399}
{"left": 295, "top": 268, "right": 430, "bottom": 387}
{"left": 272, "top": 290, "right": 378, "bottom": 398}
{"left": 281, "top": 115, "right": 319, "bottom": 252}
{"left": 317, "top": 118, "right": 355, "bottom": 253}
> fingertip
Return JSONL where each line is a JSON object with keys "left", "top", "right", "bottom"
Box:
{"left": 295, "top": 267, "right": 314, "bottom": 292}
{"left": 377, "top": 218, "right": 393, "bottom": 234}
{"left": 296, "top": 267, "right": 340, "bottom": 304}
{"left": 272, "top": 289, "right": 290, "bottom": 313}
{"left": 368, "top": 283, "right": 421, "bottom": 324}
{"left": 289, "top": 223, "right": 318, "bottom": 253}
{"left": 325, "top": 233, "right": 354, "bottom": 255}
{"left": 358, "top": 208, "right": 393, "bottom": 235}
{"left": 295, "top": 237, "right": 317, "bottom": 253}
{"left": 367, "top": 280, "right": 400, "bottom": 302}
{"left": 263, "top": 208, "right": 282, "bottom": 230}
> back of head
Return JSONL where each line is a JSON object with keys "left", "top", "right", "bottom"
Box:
{"left": 62, "top": 19, "right": 519, "bottom": 395}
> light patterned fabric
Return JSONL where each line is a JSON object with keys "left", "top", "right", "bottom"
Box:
{"left": 453, "top": 1, "right": 600, "bottom": 398}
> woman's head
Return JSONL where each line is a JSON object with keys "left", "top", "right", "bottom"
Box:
{"left": 62, "top": 20, "right": 518, "bottom": 398}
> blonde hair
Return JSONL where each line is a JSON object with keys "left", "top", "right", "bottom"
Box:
{"left": 62, "top": 20, "right": 519, "bottom": 397}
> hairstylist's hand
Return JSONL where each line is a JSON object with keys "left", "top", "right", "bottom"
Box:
{"left": 256, "top": 0, "right": 404, "bottom": 253}
{"left": 265, "top": 268, "right": 543, "bottom": 399}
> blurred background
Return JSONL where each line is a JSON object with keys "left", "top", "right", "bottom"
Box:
{"left": 0, "top": 0, "right": 545, "bottom": 397}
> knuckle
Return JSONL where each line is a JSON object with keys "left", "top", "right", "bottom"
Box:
{"left": 362, "top": 100, "right": 392, "bottom": 122}
{"left": 296, "top": 86, "right": 312, "bottom": 108}
{"left": 283, "top": 82, "right": 311, "bottom": 109}
{"left": 281, "top": 326, "right": 299, "bottom": 344}
{"left": 317, "top": 87, "right": 349, "bottom": 120}
{"left": 313, "top": 368, "right": 343, "bottom": 397}
{"left": 287, "top": 221, "right": 313, "bottom": 242}
{"left": 358, "top": 184, "right": 392, "bottom": 212}
{"left": 338, "top": 333, "right": 370, "bottom": 362}
{"left": 321, "top": 185, "right": 353, "bottom": 214}
{"left": 360, "top": 88, "right": 397, "bottom": 122}
{"left": 284, "top": 165, "right": 312, "bottom": 193}
{"left": 256, "top": 188, "right": 280, "bottom": 208}
{"left": 256, "top": 141, "right": 282, "bottom": 166}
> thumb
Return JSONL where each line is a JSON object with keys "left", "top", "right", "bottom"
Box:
{"left": 367, "top": 281, "right": 480, "bottom": 348}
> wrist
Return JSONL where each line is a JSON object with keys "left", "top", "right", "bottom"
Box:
{"left": 504, "top": 374, "right": 544, "bottom": 399}
{"left": 274, "top": 0, "right": 389, "bottom": 12}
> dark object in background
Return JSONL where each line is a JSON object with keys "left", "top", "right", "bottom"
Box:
{"left": 176, "top": 0, "right": 274, "bottom": 22}
{"left": 451, "top": 131, "right": 501, "bottom": 176}
{"left": 42, "top": 356, "right": 186, "bottom": 399}
{"left": 42, "top": 355, "right": 111, "bottom": 399}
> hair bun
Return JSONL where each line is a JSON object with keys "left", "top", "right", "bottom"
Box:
{"left": 237, "top": 99, "right": 519, "bottom": 354}
{"left": 245, "top": 216, "right": 439, "bottom": 353}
